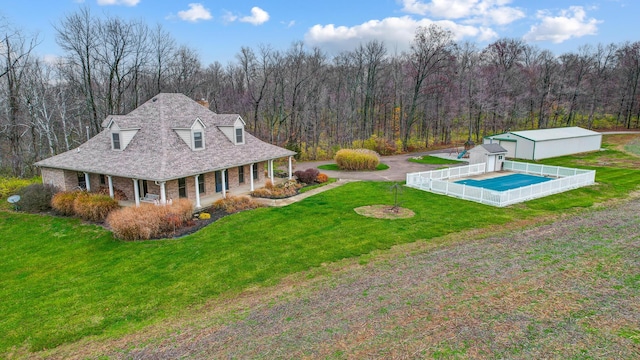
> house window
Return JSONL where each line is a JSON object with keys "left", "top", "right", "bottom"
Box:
{"left": 77, "top": 172, "right": 86, "bottom": 189}
{"left": 252, "top": 163, "right": 259, "bottom": 180}
{"left": 178, "top": 178, "right": 187, "bottom": 198}
{"left": 235, "top": 128, "right": 243, "bottom": 144}
{"left": 198, "top": 174, "right": 205, "bottom": 194}
{"left": 238, "top": 166, "right": 245, "bottom": 183}
{"left": 112, "top": 133, "right": 121, "bottom": 150}
{"left": 100, "top": 174, "right": 106, "bottom": 186}
{"left": 193, "top": 131, "right": 203, "bottom": 149}
{"left": 498, "top": 155, "right": 503, "bottom": 160}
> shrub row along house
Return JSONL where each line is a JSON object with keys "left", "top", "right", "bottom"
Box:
{"left": 35, "top": 93, "right": 296, "bottom": 208}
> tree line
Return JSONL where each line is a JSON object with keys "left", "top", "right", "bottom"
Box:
{"left": 1, "top": 7, "right": 639, "bottom": 177}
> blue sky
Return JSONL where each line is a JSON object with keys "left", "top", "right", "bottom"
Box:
{"left": 1, "top": 0, "right": 638, "bottom": 65}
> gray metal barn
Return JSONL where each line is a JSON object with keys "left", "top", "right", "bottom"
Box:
{"left": 483, "top": 127, "right": 602, "bottom": 160}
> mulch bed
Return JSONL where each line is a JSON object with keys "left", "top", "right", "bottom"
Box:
{"left": 167, "top": 208, "right": 229, "bottom": 238}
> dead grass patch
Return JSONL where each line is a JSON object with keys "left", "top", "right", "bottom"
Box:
{"left": 354, "top": 204, "right": 415, "bottom": 219}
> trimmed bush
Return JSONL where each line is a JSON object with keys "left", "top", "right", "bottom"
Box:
{"left": 198, "top": 212, "right": 211, "bottom": 220}
{"left": 73, "top": 192, "right": 120, "bottom": 222}
{"left": 107, "top": 199, "right": 194, "bottom": 240}
{"left": 294, "top": 168, "right": 320, "bottom": 184}
{"left": 51, "top": 190, "right": 84, "bottom": 216}
{"left": 213, "top": 195, "right": 264, "bottom": 214}
{"left": 15, "top": 183, "right": 58, "bottom": 213}
{"left": 334, "top": 149, "right": 380, "bottom": 171}
{"left": 316, "top": 173, "right": 329, "bottom": 183}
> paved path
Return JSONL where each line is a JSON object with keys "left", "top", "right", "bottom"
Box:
{"left": 254, "top": 179, "right": 359, "bottom": 207}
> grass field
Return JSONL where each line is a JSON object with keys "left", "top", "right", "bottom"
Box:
{"left": 2, "top": 134, "right": 640, "bottom": 358}
{"left": 408, "top": 155, "right": 465, "bottom": 165}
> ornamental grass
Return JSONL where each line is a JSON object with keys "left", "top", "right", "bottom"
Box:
{"left": 213, "top": 195, "right": 264, "bottom": 214}
{"left": 335, "top": 148, "right": 380, "bottom": 171}
{"left": 107, "top": 198, "right": 194, "bottom": 241}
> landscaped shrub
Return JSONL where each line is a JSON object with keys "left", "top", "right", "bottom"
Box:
{"left": 251, "top": 179, "right": 303, "bottom": 199}
{"left": 94, "top": 186, "right": 128, "bottom": 201}
{"left": 0, "top": 177, "right": 38, "bottom": 200}
{"left": 51, "top": 190, "right": 83, "bottom": 216}
{"left": 107, "top": 199, "right": 194, "bottom": 240}
{"left": 213, "top": 195, "right": 264, "bottom": 214}
{"left": 15, "top": 183, "right": 58, "bottom": 213}
{"left": 73, "top": 192, "right": 120, "bottom": 222}
{"left": 198, "top": 212, "right": 211, "bottom": 220}
{"left": 294, "top": 168, "right": 320, "bottom": 184}
{"left": 335, "top": 149, "right": 380, "bottom": 171}
{"left": 316, "top": 173, "right": 329, "bottom": 183}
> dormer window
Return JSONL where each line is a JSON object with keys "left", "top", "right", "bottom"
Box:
{"left": 193, "top": 131, "right": 203, "bottom": 149}
{"left": 235, "top": 128, "right": 244, "bottom": 144}
{"left": 112, "top": 133, "right": 121, "bottom": 150}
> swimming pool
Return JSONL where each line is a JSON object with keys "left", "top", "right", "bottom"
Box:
{"left": 455, "top": 173, "right": 553, "bottom": 191}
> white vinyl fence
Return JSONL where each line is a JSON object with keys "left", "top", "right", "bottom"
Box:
{"left": 406, "top": 161, "right": 595, "bottom": 207}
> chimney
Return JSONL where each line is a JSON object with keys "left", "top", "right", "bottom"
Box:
{"left": 196, "top": 98, "right": 209, "bottom": 109}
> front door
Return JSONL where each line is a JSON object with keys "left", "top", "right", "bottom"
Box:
{"left": 215, "top": 171, "right": 229, "bottom": 193}
{"left": 139, "top": 180, "right": 148, "bottom": 197}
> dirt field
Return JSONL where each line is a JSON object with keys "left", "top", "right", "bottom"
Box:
{"left": 62, "top": 197, "right": 638, "bottom": 359}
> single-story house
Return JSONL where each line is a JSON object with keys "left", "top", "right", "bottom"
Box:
{"left": 483, "top": 127, "right": 602, "bottom": 160}
{"left": 35, "top": 93, "right": 296, "bottom": 207}
{"left": 468, "top": 144, "right": 508, "bottom": 172}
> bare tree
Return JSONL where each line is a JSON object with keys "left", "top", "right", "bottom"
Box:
{"left": 403, "top": 25, "right": 455, "bottom": 150}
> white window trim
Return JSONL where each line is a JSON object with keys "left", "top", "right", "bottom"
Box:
{"left": 192, "top": 130, "right": 205, "bottom": 150}
{"left": 235, "top": 126, "right": 244, "bottom": 145}
{"left": 112, "top": 132, "right": 122, "bottom": 150}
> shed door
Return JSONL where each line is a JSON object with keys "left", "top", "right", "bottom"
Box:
{"left": 487, "top": 155, "right": 496, "bottom": 172}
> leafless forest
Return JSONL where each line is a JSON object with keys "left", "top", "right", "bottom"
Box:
{"left": 1, "top": 7, "right": 639, "bottom": 177}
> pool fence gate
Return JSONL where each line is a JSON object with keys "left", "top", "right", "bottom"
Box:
{"left": 406, "top": 161, "right": 596, "bottom": 207}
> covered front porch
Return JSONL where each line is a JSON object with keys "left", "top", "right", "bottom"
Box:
{"left": 112, "top": 157, "right": 294, "bottom": 208}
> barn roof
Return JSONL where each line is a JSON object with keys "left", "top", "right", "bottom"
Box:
{"left": 509, "top": 127, "right": 601, "bottom": 142}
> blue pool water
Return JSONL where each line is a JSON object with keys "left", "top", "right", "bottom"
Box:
{"left": 455, "top": 173, "right": 553, "bottom": 191}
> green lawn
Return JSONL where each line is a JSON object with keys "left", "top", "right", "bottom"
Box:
{"left": 408, "top": 155, "right": 464, "bottom": 165}
{"left": 2, "top": 135, "right": 640, "bottom": 356}
{"left": 317, "top": 163, "right": 389, "bottom": 171}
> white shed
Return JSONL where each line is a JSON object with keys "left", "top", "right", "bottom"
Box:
{"left": 483, "top": 127, "right": 602, "bottom": 160}
{"left": 468, "top": 144, "right": 507, "bottom": 172}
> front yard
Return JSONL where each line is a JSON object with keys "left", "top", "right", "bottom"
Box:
{"left": 1, "top": 134, "right": 640, "bottom": 357}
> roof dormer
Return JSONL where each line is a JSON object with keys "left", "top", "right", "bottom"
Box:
{"left": 218, "top": 116, "right": 246, "bottom": 145}
{"left": 173, "top": 118, "right": 207, "bottom": 151}
{"left": 106, "top": 118, "right": 139, "bottom": 151}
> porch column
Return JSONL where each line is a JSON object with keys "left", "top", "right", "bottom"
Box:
{"left": 221, "top": 169, "right": 227, "bottom": 199}
{"left": 107, "top": 175, "right": 114, "bottom": 198}
{"left": 159, "top": 181, "right": 167, "bottom": 204}
{"left": 84, "top": 172, "right": 91, "bottom": 192}
{"left": 133, "top": 179, "right": 140, "bottom": 206}
{"left": 194, "top": 175, "right": 201, "bottom": 208}
{"left": 269, "top": 159, "right": 274, "bottom": 183}
{"left": 288, "top": 156, "right": 293, "bottom": 180}
{"left": 250, "top": 163, "right": 255, "bottom": 191}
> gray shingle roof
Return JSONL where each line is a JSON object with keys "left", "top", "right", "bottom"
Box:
{"left": 478, "top": 143, "right": 508, "bottom": 154}
{"left": 36, "top": 93, "right": 296, "bottom": 181}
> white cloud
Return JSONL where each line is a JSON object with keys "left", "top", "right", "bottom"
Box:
{"left": 305, "top": 16, "right": 498, "bottom": 54}
{"left": 399, "top": 0, "right": 524, "bottom": 25}
{"left": 222, "top": 11, "right": 238, "bottom": 24}
{"left": 177, "top": 3, "right": 213, "bottom": 23}
{"left": 97, "top": 0, "right": 140, "bottom": 6}
{"left": 239, "top": 7, "right": 270, "bottom": 25}
{"left": 524, "top": 6, "right": 600, "bottom": 43}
